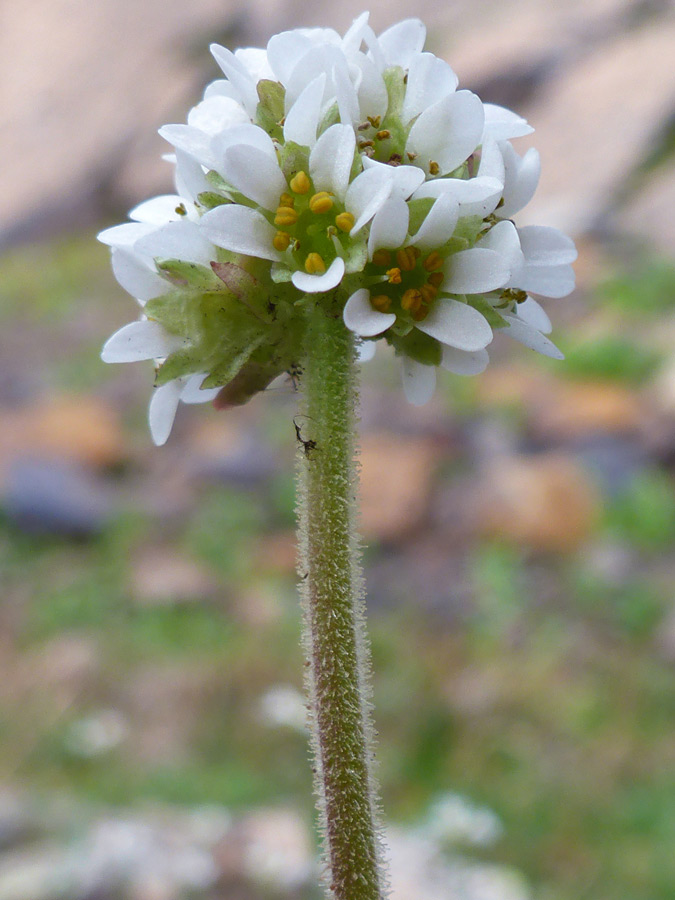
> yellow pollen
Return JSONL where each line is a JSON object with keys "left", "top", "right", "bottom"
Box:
{"left": 372, "top": 250, "right": 391, "bottom": 267}
{"left": 367, "top": 115, "right": 381, "bottom": 128}
{"left": 423, "top": 251, "right": 444, "bottom": 272}
{"left": 279, "top": 192, "right": 295, "bottom": 207}
{"left": 359, "top": 140, "right": 374, "bottom": 148}
{"left": 309, "top": 191, "right": 334, "bottom": 214}
{"left": 396, "top": 247, "right": 418, "bottom": 271}
{"left": 428, "top": 271, "right": 444, "bottom": 288}
{"left": 335, "top": 212, "right": 355, "bottom": 232}
{"left": 275, "top": 206, "right": 298, "bottom": 226}
{"left": 273, "top": 231, "right": 292, "bottom": 252}
{"left": 420, "top": 283, "right": 438, "bottom": 303}
{"left": 305, "top": 252, "right": 326, "bottom": 274}
{"left": 376, "top": 129, "right": 391, "bottom": 140}
{"left": 371, "top": 294, "right": 392, "bottom": 313}
{"left": 386, "top": 267, "right": 402, "bottom": 284}
{"left": 412, "top": 305, "right": 430, "bottom": 322}
{"left": 401, "top": 289, "right": 423, "bottom": 313}
{"left": 429, "top": 161, "right": 440, "bottom": 175}
{"left": 290, "top": 171, "right": 310, "bottom": 194}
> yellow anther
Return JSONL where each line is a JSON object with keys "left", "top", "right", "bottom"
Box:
{"left": 386, "top": 267, "right": 402, "bottom": 284}
{"left": 411, "top": 305, "right": 429, "bottom": 322}
{"left": 428, "top": 271, "right": 444, "bottom": 288}
{"left": 275, "top": 206, "right": 298, "bottom": 226}
{"left": 273, "top": 231, "right": 292, "bottom": 252}
{"left": 420, "top": 283, "right": 438, "bottom": 303}
{"left": 396, "top": 247, "right": 418, "bottom": 272}
{"left": 309, "top": 191, "right": 334, "bottom": 214}
{"left": 407, "top": 152, "right": 418, "bottom": 161}
{"left": 279, "top": 192, "right": 295, "bottom": 207}
{"left": 358, "top": 140, "right": 374, "bottom": 149}
{"left": 429, "top": 160, "right": 440, "bottom": 176}
{"left": 401, "top": 289, "right": 423, "bottom": 313}
{"left": 367, "top": 116, "right": 381, "bottom": 128}
{"left": 305, "top": 252, "right": 326, "bottom": 274}
{"left": 335, "top": 212, "right": 355, "bottom": 232}
{"left": 423, "top": 251, "right": 444, "bottom": 272}
{"left": 372, "top": 250, "right": 391, "bottom": 267}
{"left": 371, "top": 294, "right": 392, "bottom": 313}
{"left": 376, "top": 129, "right": 391, "bottom": 141}
{"left": 290, "top": 171, "right": 310, "bottom": 194}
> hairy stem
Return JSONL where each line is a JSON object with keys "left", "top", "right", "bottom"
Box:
{"left": 296, "top": 304, "right": 385, "bottom": 900}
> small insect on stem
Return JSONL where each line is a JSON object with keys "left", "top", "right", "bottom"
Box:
{"left": 293, "top": 415, "right": 318, "bottom": 458}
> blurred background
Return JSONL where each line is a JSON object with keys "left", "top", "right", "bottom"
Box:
{"left": 1, "top": 0, "right": 675, "bottom": 898}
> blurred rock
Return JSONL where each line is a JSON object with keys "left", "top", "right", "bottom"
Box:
{"left": 532, "top": 381, "right": 645, "bottom": 439}
{"left": 130, "top": 548, "right": 217, "bottom": 605}
{"left": 359, "top": 432, "right": 441, "bottom": 542}
{"left": 477, "top": 454, "right": 600, "bottom": 552}
{"left": 2, "top": 459, "right": 113, "bottom": 537}
{"left": 239, "top": 809, "right": 313, "bottom": 890}
{"left": 0, "top": 396, "right": 125, "bottom": 475}
{"left": 186, "top": 419, "right": 279, "bottom": 486}
{"left": 570, "top": 433, "right": 648, "bottom": 494}
{"left": 254, "top": 530, "right": 297, "bottom": 576}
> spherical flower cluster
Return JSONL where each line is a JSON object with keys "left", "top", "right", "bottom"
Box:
{"left": 101, "top": 12, "right": 577, "bottom": 444}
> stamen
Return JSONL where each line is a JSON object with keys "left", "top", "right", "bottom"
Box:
{"left": 388, "top": 153, "right": 403, "bottom": 166}
{"left": 428, "top": 271, "right": 444, "bottom": 288}
{"left": 290, "top": 171, "right": 310, "bottom": 194}
{"left": 309, "top": 192, "right": 334, "bottom": 214}
{"left": 367, "top": 116, "right": 381, "bottom": 128}
{"left": 401, "top": 289, "right": 423, "bottom": 313}
{"left": 396, "top": 247, "right": 418, "bottom": 272}
{"left": 305, "top": 252, "right": 326, "bottom": 274}
{"left": 275, "top": 206, "right": 298, "bottom": 226}
{"left": 429, "top": 161, "right": 440, "bottom": 176}
{"left": 375, "top": 130, "right": 391, "bottom": 140}
{"left": 175, "top": 204, "right": 187, "bottom": 216}
{"left": 335, "top": 212, "right": 355, "bottom": 232}
{"left": 420, "top": 283, "right": 438, "bottom": 303}
{"left": 386, "top": 267, "right": 402, "bottom": 284}
{"left": 371, "top": 294, "right": 392, "bottom": 313}
{"left": 411, "top": 305, "right": 429, "bottom": 322}
{"left": 406, "top": 152, "right": 418, "bottom": 161}
{"left": 423, "top": 252, "right": 443, "bottom": 272}
{"left": 280, "top": 192, "right": 295, "bottom": 207}
{"left": 273, "top": 231, "right": 292, "bottom": 251}
{"left": 372, "top": 250, "right": 391, "bottom": 267}
{"left": 359, "top": 140, "right": 375, "bottom": 149}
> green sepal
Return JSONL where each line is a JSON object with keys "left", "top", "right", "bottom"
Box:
{"left": 407, "top": 198, "right": 435, "bottom": 236}
{"left": 465, "top": 294, "right": 509, "bottom": 329}
{"left": 318, "top": 102, "right": 340, "bottom": 137}
{"left": 343, "top": 240, "right": 368, "bottom": 274}
{"left": 271, "top": 263, "right": 293, "bottom": 283}
{"left": 278, "top": 141, "right": 310, "bottom": 182}
{"left": 395, "top": 328, "right": 442, "bottom": 366}
{"left": 205, "top": 170, "right": 230, "bottom": 192}
{"left": 156, "top": 259, "right": 222, "bottom": 290}
{"left": 199, "top": 331, "right": 269, "bottom": 388}
{"left": 256, "top": 80, "right": 285, "bottom": 139}
{"left": 453, "top": 214, "right": 484, "bottom": 247}
{"left": 382, "top": 66, "right": 405, "bottom": 120}
{"left": 440, "top": 235, "right": 470, "bottom": 256}
{"left": 197, "top": 191, "right": 231, "bottom": 210}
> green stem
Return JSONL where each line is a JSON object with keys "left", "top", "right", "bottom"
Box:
{"left": 296, "top": 303, "right": 385, "bottom": 900}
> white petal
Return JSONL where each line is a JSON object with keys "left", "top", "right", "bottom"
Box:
{"left": 309, "top": 124, "right": 356, "bottom": 201}
{"left": 221, "top": 145, "right": 287, "bottom": 210}
{"left": 445, "top": 248, "right": 510, "bottom": 294}
{"left": 343, "top": 289, "right": 395, "bottom": 336}
{"left": 478, "top": 220, "right": 524, "bottom": 273}
{"left": 345, "top": 167, "right": 394, "bottom": 234}
{"left": 407, "top": 91, "right": 484, "bottom": 175}
{"left": 357, "top": 340, "right": 377, "bottom": 362}
{"left": 266, "top": 31, "right": 313, "bottom": 84}
{"left": 200, "top": 205, "right": 281, "bottom": 261}
{"left": 98, "top": 222, "right": 156, "bottom": 247}
{"left": 518, "top": 226, "right": 578, "bottom": 266}
{"left": 502, "top": 315, "right": 564, "bottom": 359}
{"left": 483, "top": 104, "right": 534, "bottom": 141}
{"left": 111, "top": 249, "right": 167, "bottom": 302}
{"left": 402, "top": 52, "right": 458, "bottom": 124}
{"left": 342, "top": 12, "right": 370, "bottom": 56}
{"left": 409, "top": 194, "right": 459, "bottom": 251}
{"left": 291, "top": 257, "right": 345, "bottom": 293}
{"left": 378, "top": 19, "right": 426, "bottom": 67}
{"left": 212, "top": 123, "right": 279, "bottom": 162}
{"left": 478, "top": 134, "right": 505, "bottom": 185}
{"left": 135, "top": 220, "right": 215, "bottom": 267}
{"left": 352, "top": 55, "right": 388, "bottom": 121}
{"left": 390, "top": 164, "right": 427, "bottom": 199}
{"left": 209, "top": 44, "right": 259, "bottom": 118}
{"left": 413, "top": 175, "right": 503, "bottom": 217}
{"left": 102, "top": 320, "right": 184, "bottom": 363}
{"left": 284, "top": 73, "right": 326, "bottom": 148}
{"left": 416, "top": 298, "right": 493, "bottom": 351}
{"left": 180, "top": 373, "right": 221, "bottom": 404}
{"left": 174, "top": 149, "right": 210, "bottom": 201}
{"left": 129, "top": 195, "right": 184, "bottom": 225}
{"left": 148, "top": 381, "right": 183, "bottom": 446}
{"left": 187, "top": 95, "right": 249, "bottom": 134}
{"left": 203, "top": 79, "right": 238, "bottom": 101}
{"left": 368, "top": 197, "right": 409, "bottom": 258}
{"left": 233, "top": 47, "right": 274, "bottom": 82}
{"left": 333, "top": 55, "right": 361, "bottom": 126}
{"left": 159, "top": 125, "right": 214, "bottom": 169}
{"left": 440, "top": 345, "right": 489, "bottom": 375}
{"left": 499, "top": 144, "right": 540, "bottom": 218}
{"left": 402, "top": 358, "right": 436, "bottom": 406}
{"left": 510, "top": 263, "right": 576, "bottom": 298}
{"left": 516, "top": 297, "right": 552, "bottom": 334}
